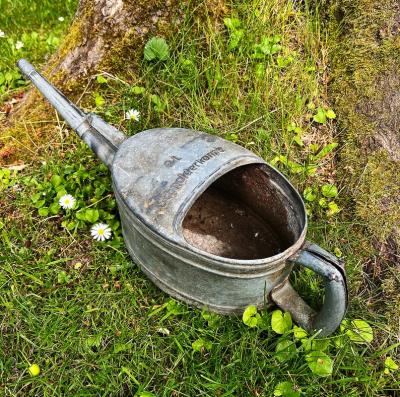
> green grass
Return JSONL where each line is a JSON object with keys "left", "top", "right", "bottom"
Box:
{"left": 0, "top": 0, "right": 76, "bottom": 101}
{"left": 1, "top": 0, "right": 399, "bottom": 395}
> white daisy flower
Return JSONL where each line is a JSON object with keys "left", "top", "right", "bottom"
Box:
{"left": 15, "top": 40, "right": 24, "bottom": 50}
{"left": 125, "top": 108, "right": 140, "bottom": 122}
{"left": 59, "top": 194, "right": 76, "bottom": 209}
{"left": 58, "top": 16, "right": 65, "bottom": 22}
{"left": 0, "top": 31, "right": 5, "bottom": 38}
{"left": 91, "top": 223, "right": 112, "bottom": 242}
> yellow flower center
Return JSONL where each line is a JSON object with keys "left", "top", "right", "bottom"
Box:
{"left": 98, "top": 229, "right": 104, "bottom": 235}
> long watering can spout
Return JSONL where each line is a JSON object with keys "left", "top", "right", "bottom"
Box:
{"left": 17, "top": 59, "right": 126, "bottom": 168}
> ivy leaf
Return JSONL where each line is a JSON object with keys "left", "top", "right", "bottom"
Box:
{"left": 271, "top": 310, "right": 292, "bottom": 334}
{"left": 321, "top": 184, "right": 338, "bottom": 198}
{"left": 342, "top": 319, "right": 374, "bottom": 344}
{"left": 275, "top": 339, "right": 297, "bottom": 362}
{"left": 313, "top": 107, "right": 326, "bottom": 124}
{"left": 144, "top": 37, "right": 169, "bottom": 61}
{"left": 242, "top": 305, "right": 261, "bottom": 328}
{"left": 274, "top": 381, "right": 301, "bottom": 397}
{"left": 305, "top": 351, "right": 333, "bottom": 377}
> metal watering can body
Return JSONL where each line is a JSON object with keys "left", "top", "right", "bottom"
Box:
{"left": 18, "top": 59, "right": 347, "bottom": 336}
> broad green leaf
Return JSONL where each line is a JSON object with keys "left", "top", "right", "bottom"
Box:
{"left": 144, "top": 37, "right": 169, "bottom": 61}
{"left": 76, "top": 210, "right": 86, "bottom": 221}
{"left": 318, "top": 198, "right": 327, "bottom": 208}
{"left": 271, "top": 310, "right": 292, "bottom": 334}
{"left": 202, "top": 310, "right": 219, "bottom": 327}
{"left": 51, "top": 174, "right": 62, "bottom": 187}
{"left": 334, "top": 247, "right": 343, "bottom": 257}
{"left": 313, "top": 107, "right": 326, "bottom": 124}
{"left": 114, "top": 342, "right": 133, "bottom": 353}
{"left": 66, "top": 221, "right": 76, "bottom": 230}
{"left": 301, "top": 337, "right": 330, "bottom": 352}
{"left": 275, "top": 339, "right": 296, "bottom": 362}
{"left": 305, "top": 351, "right": 333, "bottom": 376}
{"left": 274, "top": 381, "right": 300, "bottom": 397}
{"left": 34, "top": 199, "right": 46, "bottom": 209}
{"left": 293, "top": 326, "right": 308, "bottom": 340}
{"left": 96, "top": 75, "right": 108, "bottom": 84}
{"left": 223, "top": 17, "right": 241, "bottom": 30}
{"left": 136, "top": 392, "right": 156, "bottom": 397}
{"left": 321, "top": 184, "right": 338, "bottom": 198}
{"left": 85, "top": 334, "right": 102, "bottom": 349}
{"left": 31, "top": 192, "right": 41, "bottom": 203}
{"left": 192, "top": 338, "right": 212, "bottom": 352}
{"left": 313, "top": 142, "right": 338, "bottom": 160}
{"left": 303, "top": 187, "right": 316, "bottom": 202}
{"left": 326, "top": 109, "right": 336, "bottom": 119}
{"left": 228, "top": 29, "right": 244, "bottom": 50}
{"left": 84, "top": 208, "right": 99, "bottom": 223}
{"left": 293, "top": 134, "right": 303, "bottom": 146}
{"left": 327, "top": 201, "right": 341, "bottom": 216}
{"left": 131, "top": 86, "right": 145, "bottom": 95}
{"left": 384, "top": 357, "right": 398, "bottom": 374}
{"left": 242, "top": 305, "right": 261, "bottom": 328}
{"left": 38, "top": 207, "right": 49, "bottom": 217}
{"left": 342, "top": 319, "right": 374, "bottom": 344}
{"left": 57, "top": 270, "right": 71, "bottom": 284}
{"left": 95, "top": 93, "right": 105, "bottom": 107}
{"left": 49, "top": 201, "right": 60, "bottom": 215}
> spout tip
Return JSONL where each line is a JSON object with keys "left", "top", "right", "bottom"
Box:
{"left": 17, "top": 59, "right": 35, "bottom": 77}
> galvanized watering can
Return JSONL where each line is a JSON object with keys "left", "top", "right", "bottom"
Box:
{"left": 18, "top": 59, "right": 347, "bottom": 336}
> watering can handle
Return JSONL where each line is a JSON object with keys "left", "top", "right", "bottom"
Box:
{"left": 270, "top": 242, "right": 348, "bottom": 337}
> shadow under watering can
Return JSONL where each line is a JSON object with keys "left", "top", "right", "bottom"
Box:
{"left": 17, "top": 59, "right": 348, "bottom": 337}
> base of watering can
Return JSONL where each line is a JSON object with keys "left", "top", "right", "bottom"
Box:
{"left": 140, "top": 262, "right": 274, "bottom": 314}
{"left": 128, "top": 245, "right": 275, "bottom": 314}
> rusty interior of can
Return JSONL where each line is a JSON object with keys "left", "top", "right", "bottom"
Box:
{"left": 182, "top": 164, "right": 301, "bottom": 260}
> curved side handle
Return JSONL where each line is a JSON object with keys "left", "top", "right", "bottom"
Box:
{"left": 270, "top": 242, "right": 348, "bottom": 337}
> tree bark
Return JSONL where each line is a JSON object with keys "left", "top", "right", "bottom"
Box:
{"left": 328, "top": 0, "right": 400, "bottom": 255}
{"left": 0, "top": 0, "right": 227, "bottom": 163}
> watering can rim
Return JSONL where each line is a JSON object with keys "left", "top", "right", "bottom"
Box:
{"left": 113, "top": 133, "right": 309, "bottom": 268}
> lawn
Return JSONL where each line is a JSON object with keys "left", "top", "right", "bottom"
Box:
{"left": 0, "top": 0, "right": 399, "bottom": 396}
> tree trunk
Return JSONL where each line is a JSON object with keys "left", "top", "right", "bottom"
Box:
{"left": 0, "top": 0, "right": 226, "bottom": 163}
{"left": 328, "top": 0, "right": 400, "bottom": 254}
